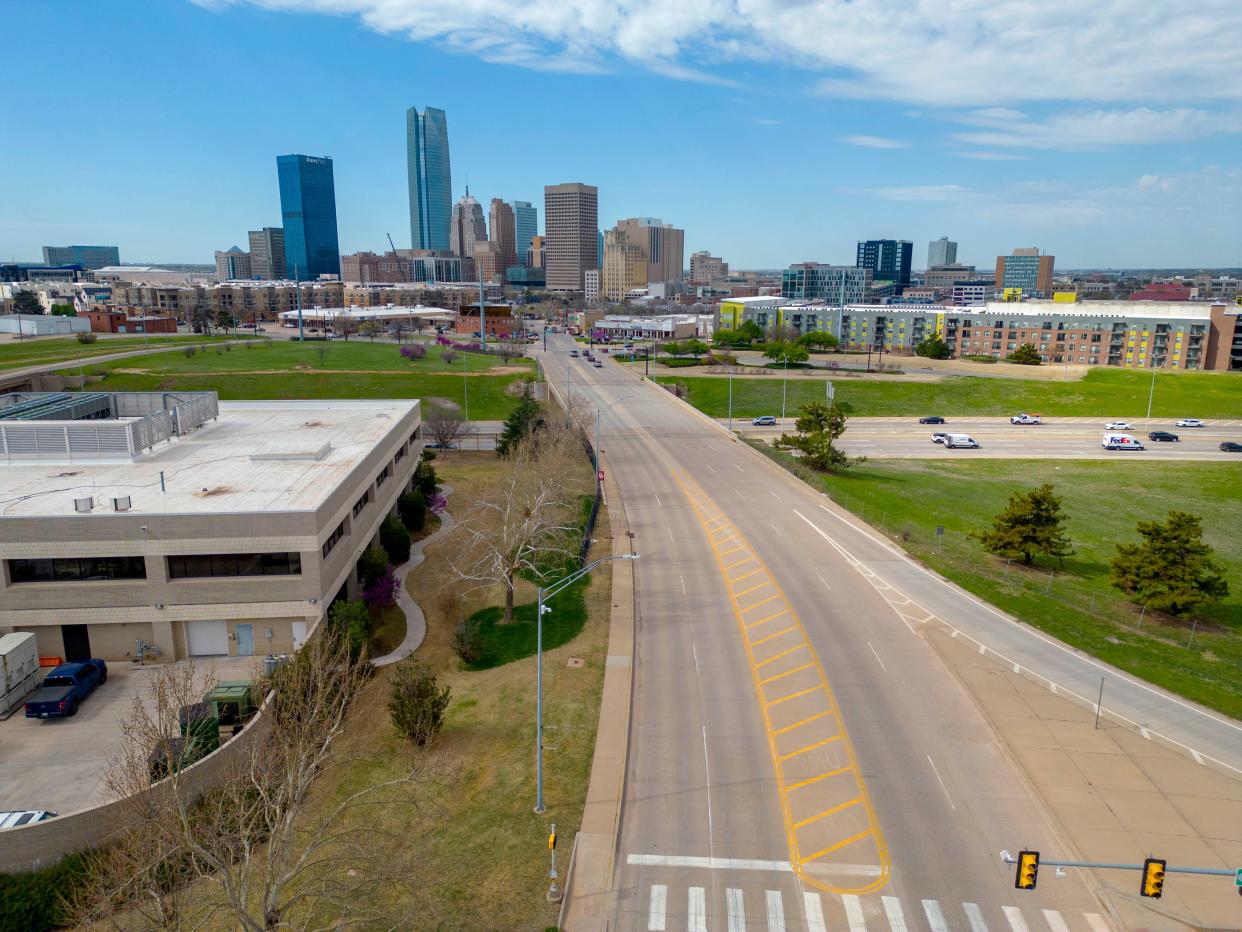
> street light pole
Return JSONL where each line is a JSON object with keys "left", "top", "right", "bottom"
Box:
{"left": 596, "top": 393, "right": 640, "bottom": 468}
{"left": 536, "top": 552, "right": 639, "bottom": 812}
{"left": 781, "top": 355, "right": 789, "bottom": 422}
{"left": 728, "top": 371, "right": 733, "bottom": 432}
{"left": 463, "top": 350, "right": 469, "bottom": 422}
{"left": 1144, "top": 354, "right": 1163, "bottom": 433}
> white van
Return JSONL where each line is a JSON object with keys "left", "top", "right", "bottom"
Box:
{"left": 1102, "top": 432, "right": 1144, "bottom": 451}
{"left": 944, "top": 434, "right": 979, "bottom": 449}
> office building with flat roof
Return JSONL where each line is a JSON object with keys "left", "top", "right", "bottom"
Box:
{"left": 927, "top": 237, "right": 957, "bottom": 269}
{"left": 277, "top": 154, "right": 341, "bottom": 280}
{"left": 512, "top": 201, "right": 537, "bottom": 268}
{"left": 248, "top": 227, "right": 286, "bottom": 280}
{"left": 0, "top": 392, "right": 422, "bottom": 663}
{"left": 856, "top": 239, "right": 912, "bottom": 293}
{"left": 489, "top": 198, "right": 518, "bottom": 274}
{"left": 781, "top": 264, "right": 871, "bottom": 303}
{"left": 214, "top": 246, "right": 252, "bottom": 281}
{"left": 996, "top": 247, "right": 1055, "bottom": 297}
{"left": 544, "top": 183, "right": 598, "bottom": 291}
{"left": 690, "top": 250, "right": 728, "bottom": 283}
{"left": 42, "top": 246, "right": 120, "bottom": 270}
{"left": 406, "top": 106, "right": 452, "bottom": 252}
{"left": 614, "top": 217, "right": 685, "bottom": 290}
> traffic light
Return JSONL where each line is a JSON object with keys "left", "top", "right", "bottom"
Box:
{"left": 1015, "top": 850, "right": 1039, "bottom": 890}
{"left": 1141, "top": 858, "right": 1165, "bottom": 898}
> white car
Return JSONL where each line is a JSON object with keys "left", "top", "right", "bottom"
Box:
{"left": 1009, "top": 413, "right": 1042, "bottom": 425}
{"left": 1104, "top": 421, "right": 1134, "bottom": 431}
{"left": 1175, "top": 418, "right": 1204, "bottom": 428}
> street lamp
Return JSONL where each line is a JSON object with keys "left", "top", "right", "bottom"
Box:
{"left": 535, "top": 552, "right": 639, "bottom": 812}
{"left": 780, "top": 354, "right": 791, "bottom": 422}
{"left": 1144, "top": 353, "right": 1165, "bottom": 432}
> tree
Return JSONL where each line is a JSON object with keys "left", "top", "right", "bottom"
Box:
{"left": 662, "top": 340, "right": 687, "bottom": 357}
{"left": 413, "top": 456, "right": 438, "bottom": 497}
{"left": 493, "top": 336, "right": 527, "bottom": 364}
{"left": 329, "top": 598, "right": 373, "bottom": 658}
{"left": 440, "top": 348, "right": 457, "bottom": 364}
{"left": 763, "top": 340, "right": 810, "bottom": 364}
{"left": 713, "top": 328, "right": 743, "bottom": 346}
{"left": 738, "top": 319, "right": 764, "bottom": 343}
{"left": 357, "top": 545, "right": 388, "bottom": 589}
{"left": 775, "top": 401, "right": 852, "bottom": 471}
{"left": 13, "top": 290, "right": 42, "bottom": 314}
{"left": 915, "top": 334, "right": 952, "bottom": 359}
{"left": 424, "top": 403, "right": 471, "bottom": 449}
{"left": 388, "top": 659, "right": 451, "bottom": 746}
{"left": 684, "top": 338, "right": 709, "bottom": 359}
{"left": 766, "top": 323, "right": 796, "bottom": 343}
{"left": 495, "top": 382, "right": 543, "bottom": 457}
{"left": 72, "top": 630, "right": 423, "bottom": 930}
{"left": 798, "top": 331, "right": 839, "bottom": 351}
{"left": 1006, "top": 342, "right": 1042, "bottom": 365}
{"left": 213, "top": 309, "right": 233, "bottom": 333}
{"left": 50, "top": 303, "right": 76, "bottom": 317}
{"left": 398, "top": 489, "right": 427, "bottom": 532}
{"left": 1109, "top": 511, "right": 1229, "bottom": 617}
{"left": 389, "top": 321, "right": 408, "bottom": 345}
{"left": 449, "top": 423, "right": 589, "bottom": 622}
{"left": 971, "top": 484, "right": 1075, "bottom": 567}
{"left": 380, "top": 512, "right": 412, "bottom": 565}
{"left": 359, "top": 320, "right": 382, "bottom": 342}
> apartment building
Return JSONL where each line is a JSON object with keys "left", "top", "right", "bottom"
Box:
{"left": 0, "top": 392, "right": 422, "bottom": 663}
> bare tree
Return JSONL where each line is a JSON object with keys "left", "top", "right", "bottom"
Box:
{"left": 424, "top": 403, "right": 473, "bottom": 449}
{"left": 389, "top": 321, "right": 408, "bottom": 345}
{"left": 358, "top": 320, "right": 382, "bottom": 342}
{"left": 73, "top": 630, "right": 426, "bottom": 931}
{"left": 448, "top": 423, "right": 590, "bottom": 622}
{"left": 492, "top": 336, "right": 527, "bottom": 364}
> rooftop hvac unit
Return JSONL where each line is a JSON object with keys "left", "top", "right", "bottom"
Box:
{"left": 112, "top": 495, "right": 132, "bottom": 512}
{"left": 74, "top": 497, "right": 94, "bottom": 513}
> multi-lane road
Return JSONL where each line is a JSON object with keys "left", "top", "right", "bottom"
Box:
{"left": 544, "top": 337, "right": 1241, "bottom": 931}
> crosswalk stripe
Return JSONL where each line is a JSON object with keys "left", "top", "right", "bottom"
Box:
{"left": 726, "top": 888, "right": 745, "bottom": 932}
{"left": 922, "top": 899, "right": 951, "bottom": 932}
{"left": 842, "top": 893, "right": 868, "bottom": 931}
{"left": 1083, "top": 913, "right": 1110, "bottom": 932}
{"left": 647, "top": 884, "right": 666, "bottom": 931}
{"left": 688, "top": 887, "right": 707, "bottom": 932}
{"left": 963, "top": 901, "right": 989, "bottom": 931}
{"left": 881, "top": 895, "right": 908, "bottom": 932}
{"left": 802, "top": 892, "right": 827, "bottom": 932}
{"left": 1002, "top": 905, "right": 1031, "bottom": 932}
{"left": 766, "top": 889, "right": 786, "bottom": 932}
{"left": 1042, "top": 909, "right": 1070, "bottom": 932}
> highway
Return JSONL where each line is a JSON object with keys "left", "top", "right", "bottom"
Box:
{"left": 540, "top": 338, "right": 1237, "bottom": 931}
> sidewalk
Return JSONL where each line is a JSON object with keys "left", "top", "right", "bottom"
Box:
{"left": 929, "top": 627, "right": 1242, "bottom": 930}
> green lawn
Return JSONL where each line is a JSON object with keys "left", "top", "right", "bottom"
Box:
{"left": 462, "top": 577, "right": 590, "bottom": 670}
{"left": 657, "top": 367, "right": 1242, "bottom": 418}
{"left": 0, "top": 334, "right": 252, "bottom": 371}
{"left": 753, "top": 449, "right": 1242, "bottom": 718}
{"left": 59, "top": 341, "right": 535, "bottom": 419}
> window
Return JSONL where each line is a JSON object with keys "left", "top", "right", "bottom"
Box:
{"left": 376, "top": 463, "right": 393, "bottom": 488}
{"left": 9, "top": 556, "right": 146, "bottom": 583}
{"left": 167, "top": 552, "right": 302, "bottom": 579}
{"left": 353, "top": 489, "right": 371, "bottom": 518}
{"left": 322, "top": 520, "right": 345, "bottom": 559}
{"left": 408, "top": 426, "right": 420, "bottom": 446}
{"left": 395, "top": 444, "right": 406, "bottom": 464}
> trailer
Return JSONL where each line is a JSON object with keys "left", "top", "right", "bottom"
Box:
{"left": 0, "top": 633, "right": 41, "bottom": 717}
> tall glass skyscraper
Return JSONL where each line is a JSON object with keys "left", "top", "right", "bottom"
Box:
{"left": 511, "top": 201, "right": 537, "bottom": 268}
{"left": 407, "top": 107, "right": 452, "bottom": 252}
{"left": 277, "top": 154, "right": 340, "bottom": 280}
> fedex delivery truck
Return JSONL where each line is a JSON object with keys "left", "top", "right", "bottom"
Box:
{"left": 1102, "top": 432, "right": 1145, "bottom": 451}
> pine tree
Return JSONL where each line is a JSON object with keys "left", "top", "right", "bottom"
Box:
{"left": 1109, "top": 511, "right": 1228, "bottom": 617}
{"left": 495, "top": 382, "right": 542, "bottom": 457}
{"left": 972, "top": 483, "right": 1075, "bottom": 566}
{"left": 1006, "top": 343, "right": 1042, "bottom": 365}
{"left": 775, "top": 401, "right": 851, "bottom": 472}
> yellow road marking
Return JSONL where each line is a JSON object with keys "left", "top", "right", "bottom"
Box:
{"left": 778, "top": 735, "right": 842, "bottom": 761}
{"left": 766, "top": 685, "right": 824, "bottom": 707}
{"left": 729, "top": 567, "right": 765, "bottom": 585}
{"left": 719, "top": 545, "right": 745, "bottom": 557}
{"left": 740, "top": 593, "right": 780, "bottom": 613}
{"left": 772, "top": 711, "right": 831, "bottom": 736}
{"left": 747, "top": 608, "right": 791, "bottom": 629}
{"left": 794, "top": 797, "right": 861, "bottom": 830}
{"left": 734, "top": 582, "right": 769, "bottom": 599}
{"left": 760, "top": 662, "right": 815, "bottom": 686}
{"left": 787, "top": 766, "right": 852, "bottom": 791}
{"left": 750, "top": 625, "right": 798, "bottom": 647}
{"left": 723, "top": 556, "right": 755, "bottom": 570}
{"left": 756, "top": 644, "right": 807, "bottom": 668}
{"left": 801, "top": 828, "right": 874, "bottom": 864}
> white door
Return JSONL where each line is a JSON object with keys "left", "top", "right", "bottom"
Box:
{"left": 291, "top": 621, "right": 307, "bottom": 651}
{"left": 186, "top": 620, "right": 228, "bottom": 656}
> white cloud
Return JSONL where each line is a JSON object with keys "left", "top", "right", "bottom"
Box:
{"left": 863, "top": 184, "right": 970, "bottom": 202}
{"left": 948, "top": 107, "right": 1242, "bottom": 150}
{"left": 842, "top": 135, "right": 908, "bottom": 149}
{"left": 955, "top": 151, "right": 1030, "bottom": 161}
{"left": 193, "top": 0, "right": 1242, "bottom": 106}
{"left": 753, "top": 117, "right": 783, "bottom": 126}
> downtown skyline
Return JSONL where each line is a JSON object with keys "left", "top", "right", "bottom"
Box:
{"left": 2, "top": 1, "right": 1240, "bottom": 270}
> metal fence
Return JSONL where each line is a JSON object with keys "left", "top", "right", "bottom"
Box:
{"left": 579, "top": 434, "right": 602, "bottom": 568}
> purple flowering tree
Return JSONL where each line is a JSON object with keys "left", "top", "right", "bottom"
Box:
{"left": 363, "top": 566, "right": 401, "bottom": 608}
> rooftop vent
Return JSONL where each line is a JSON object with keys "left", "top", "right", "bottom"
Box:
{"left": 74, "top": 497, "right": 94, "bottom": 513}
{"left": 112, "top": 495, "right": 132, "bottom": 512}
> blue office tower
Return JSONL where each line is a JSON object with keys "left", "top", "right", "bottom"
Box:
{"left": 512, "top": 200, "right": 537, "bottom": 267}
{"left": 407, "top": 107, "right": 452, "bottom": 251}
{"left": 277, "top": 154, "right": 340, "bottom": 280}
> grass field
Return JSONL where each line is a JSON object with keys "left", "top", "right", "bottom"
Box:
{"left": 751, "top": 449, "right": 1242, "bottom": 717}
{"left": 62, "top": 341, "right": 535, "bottom": 419}
{"left": 657, "top": 367, "right": 1242, "bottom": 418}
{"left": 0, "top": 334, "right": 252, "bottom": 370}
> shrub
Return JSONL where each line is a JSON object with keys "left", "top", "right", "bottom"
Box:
{"left": 398, "top": 489, "right": 427, "bottom": 532}
{"left": 357, "top": 545, "right": 389, "bottom": 588}
{"left": 215, "top": 346, "right": 224, "bottom": 355}
{"left": 75, "top": 331, "right": 97, "bottom": 344}
{"left": 400, "top": 344, "right": 426, "bottom": 360}
{"left": 388, "top": 659, "right": 451, "bottom": 745}
{"left": 451, "top": 615, "right": 484, "bottom": 664}
{"left": 413, "top": 459, "right": 438, "bottom": 497}
{"left": 380, "top": 512, "right": 412, "bottom": 564}
{"left": 182, "top": 346, "right": 196, "bottom": 358}
{"left": 363, "top": 566, "right": 400, "bottom": 609}
{"left": 0, "top": 851, "right": 89, "bottom": 932}
{"left": 327, "top": 599, "right": 371, "bottom": 660}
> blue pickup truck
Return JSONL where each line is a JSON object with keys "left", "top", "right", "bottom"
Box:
{"left": 24, "top": 660, "right": 107, "bottom": 718}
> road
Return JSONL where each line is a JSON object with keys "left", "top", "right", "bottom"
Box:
{"left": 729, "top": 416, "right": 1242, "bottom": 460}
{"left": 544, "top": 340, "right": 1218, "bottom": 931}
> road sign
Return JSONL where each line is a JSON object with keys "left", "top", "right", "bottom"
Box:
{"left": 597, "top": 469, "right": 605, "bottom": 482}
{"left": 936, "top": 525, "right": 945, "bottom": 536}
{"left": 827, "top": 381, "right": 835, "bottom": 403}
{"left": 1235, "top": 866, "right": 1242, "bottom": 886}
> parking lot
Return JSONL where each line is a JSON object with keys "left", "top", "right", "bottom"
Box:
{"left": 0, "top": 656, "right": 260, "bottom": 817}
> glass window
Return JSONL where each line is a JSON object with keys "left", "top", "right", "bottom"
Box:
{"left": 167, "top": 553, "right": 301, "bottom": 579}
{"left": 8, "top": 556, "right": 146, "bottom": 583}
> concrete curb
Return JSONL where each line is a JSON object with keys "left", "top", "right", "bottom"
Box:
{"left": 371, "top": 483, "right": 456, "bottom": 668}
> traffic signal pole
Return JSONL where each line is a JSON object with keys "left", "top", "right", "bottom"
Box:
{"left": 1002, "top": 850, "right": 1237, "bottom": 895}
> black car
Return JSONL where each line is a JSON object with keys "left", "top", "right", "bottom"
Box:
{"left": 1220, "top": 441, "right": 1242, "bottom": 453}
{"left": 1147, "top": 431, "right": 1179, "bottom": 442}
{"left": 919, "top": 416, "right": 946, "bottom": 425}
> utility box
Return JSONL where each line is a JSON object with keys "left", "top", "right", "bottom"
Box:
{"left": 0, "top": 633, "right": 40, "bottom": 716}
{"left": 205, "top": 681, "right": 256, "bottom": 727}
{"left": 178, "top": 701, "right": 221, "bottom": 756}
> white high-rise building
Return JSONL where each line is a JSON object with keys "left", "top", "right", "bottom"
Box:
{"left": 927, "top": 236, "right": 958, "bottom": 269}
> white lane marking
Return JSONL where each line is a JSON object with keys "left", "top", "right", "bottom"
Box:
{"left": 623, "top": 853, "right": 884, "bottom": 874}
{"left": 726, "top": 887, "right": 745, "bottom": 932}
{"left": 927, "top": 754, "right": 956, "bottom": 810}
{"left": 734, "top": 463, "right": 745, "bottom": 472}
{"left": 654, "top": 493, "right": 662, "bottom": 507}
{"left": 688, "top": 887, "right": 707, "bottom": 932}
{"left": 881, "top": 895, "right": 908, "bottom": 931}
{"left": 842, "top": 894, "right": 867, "bottom": 931}
{"left": 766, "top": 889, "right": 786, "bottom": 932}
{"left": 802, "top": 892, "right": 827, "bottom": 932}
{"left": 866, "top": 640, "right": 888, "bottom": 672}
{"left": 815, "top": 571, "right": 832, "bottom": 591}
{"left": 647, "top": 884, "right": 667, "bottom": 931}
{"left": 1042, "top": 909, "right": 1070, "bottom": 932}
{"left": 963, "top": 901, "right": 988, "bottom": 932}
{"left": 705, "top": 463, "right": 717, "bottom": 472}
{"left": 667, "top": 526, "right": 674, "bottom": 542}
{"left": 681, "top": 574, "right": 687, "bottom": 596}
{"left": 702, "top": 725, "right": 715, "bottom": 860}
{"left": 692, "top": 642, "right": 700, "bottom": 674}
{"left": 769, "top": 489, "right": 781, "bottom": 499}
{"left": 769, "top": 521, "right": 784, "bottom": 536}
{"left": 922, "top": 900, "right": 951, "bottom": 932}
{"left": 1083, "top": 913, "right": 1110, "bottom": 932}
{"left": 1002, "top": 906, "right": 1031, "bottom": 932}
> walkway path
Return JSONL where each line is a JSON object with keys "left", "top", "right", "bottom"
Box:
{"left": 372, "top": 483, "right": 456, "bottom": 667}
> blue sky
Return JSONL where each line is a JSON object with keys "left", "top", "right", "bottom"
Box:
{"left": 2, "top": 0, "right": 1240, "bottom": 269}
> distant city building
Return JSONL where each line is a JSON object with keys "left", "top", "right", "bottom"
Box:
{"left": 856, "top": 239, "right": 912, "bottom": 293}
{"left": 42, "top": 245, "right": 120, "bottom": 270}
{"left": 488, "top": 199, "right": 518, "bottom": 274}
{"left": 1129, "top": 282, "right": 1193, "bottom": 301}
{"left": 526, "top": 234, "right": 545, "bottom": 270}
{"left": 511, "top": 201, "right": 537, "bottom": 268}
{"left": 996, "top": 247, "right": 1055, "bottom": 297}
{"left": 781, "top": 263, "right": 871, "bottom": 303}
{"left": 450, "top": 188, "right": 488, "bottom": 278}
{"left": 584, "top": 268, "right": 600, "bottom": 302}
{"left": 277, "top": 154, "right": 340, "bottom": 280}
{"left": 544, "top": 183, "right": 598, "bottom": 292}
{"left": 690, "top": 250, "right": 728, "bottom": 282}
{"left": 247, "top": 227, "right": 286, "bottom": 280}
{"left": 406, "top": 106, "right": 452, "bottom": 251}
{"left": 923, "top": 264, "right": 981, "bottom": 290}
{"left": 472, "top": 241, "right": 504, "bottom": 285}
{"left": 341, "top": 250, "right": 462, "bottom": 284}
{"left": 598, "top": 229, "right": 604, "bottom": 269}
{"left": 82, "top": 309, "right": 178, "bottom": 335}
{"left": 507, "top": 266, "right": 546, "bottom": 287}
{"left": 927, "top": 237, "right": 957, "bottom": 269}
{"left": 214, "top": 246, "right": 252, "bottom": 281}
{"left": 614, "top": 217, "right": 684, "bottom": 290}
{"left": 952, "top": 281, "right": 992, "bottom": 306}
{"left": 602, "top": 228, "right": 647, "bottom": 301}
